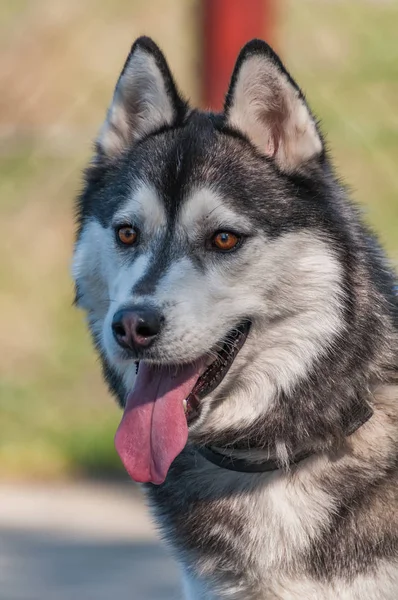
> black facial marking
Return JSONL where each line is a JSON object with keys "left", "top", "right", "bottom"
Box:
{"left": 132, "top": 231, "right": 176, "bottom": 297}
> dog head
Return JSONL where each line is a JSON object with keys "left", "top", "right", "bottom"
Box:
{"left": 73, "top": 38, "right": 383, "bottom": 483}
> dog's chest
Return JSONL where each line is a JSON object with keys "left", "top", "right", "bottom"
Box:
{"left": 147, "top": 454, "right": 333, "bottom": 597}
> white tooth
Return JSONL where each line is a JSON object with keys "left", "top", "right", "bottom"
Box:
{"left": 183, "top": 399, "right": 187, "bottom": 413}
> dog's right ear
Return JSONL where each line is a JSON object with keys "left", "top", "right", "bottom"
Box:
{"left": 96, "top": 37, "right": 187, "bottom": 160}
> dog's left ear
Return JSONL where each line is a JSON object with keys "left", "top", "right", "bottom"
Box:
{"left": 225, "top": 40, "right": 323, "bottom": 172}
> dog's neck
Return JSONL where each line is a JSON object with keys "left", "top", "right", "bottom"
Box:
{"left": 196, "top": 400, "right": 373, "bottom": 473}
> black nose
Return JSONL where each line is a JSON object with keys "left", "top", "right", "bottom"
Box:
{"left": 112, "top": 306, "right": 163, "bottom": 351}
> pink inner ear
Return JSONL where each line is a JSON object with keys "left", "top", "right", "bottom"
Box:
{"left": 265, "top": 137, "right": 275, "bottom": 157}
{"left": 265, "top": 132, "right": 278, "bottom": 158}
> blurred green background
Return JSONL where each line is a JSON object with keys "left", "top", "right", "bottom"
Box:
{"left": 1, "top": 0, "right": 397, "bottom": 480}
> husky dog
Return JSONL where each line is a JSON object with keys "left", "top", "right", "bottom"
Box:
{"left": 73, "top": 37, "right": 398, "bottom": 598}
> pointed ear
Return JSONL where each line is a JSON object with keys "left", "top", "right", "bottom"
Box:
{"left": 224, "top": 40, "right": 323, "bottom": 172}
{"left": 97, "top": 36, "right": 187, "bottom": 160}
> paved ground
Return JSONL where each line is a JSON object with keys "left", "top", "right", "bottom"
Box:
{"left": 0, "top": 482, "right": 181, "bottom": 600}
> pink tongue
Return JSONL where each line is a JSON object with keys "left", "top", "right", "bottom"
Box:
{"left": 114, "top": 362, "right": 203, "bottom": 484}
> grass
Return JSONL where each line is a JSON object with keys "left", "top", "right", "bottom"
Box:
{"left": 1, "top": 0, "right": 397, "bottom": 479}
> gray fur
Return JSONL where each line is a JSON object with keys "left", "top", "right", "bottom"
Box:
{"left": 73, "top": 37, "right": 398, "bottom": 598}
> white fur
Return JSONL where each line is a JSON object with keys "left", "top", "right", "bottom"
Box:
{"left": 270, "top": 562, "right": 398, "bottom": 600}
{"left": 186, "top": 454, "right": 334, "bottom": 573}
{"left": 72, "top": 219, "right": 113, "bottom": 322}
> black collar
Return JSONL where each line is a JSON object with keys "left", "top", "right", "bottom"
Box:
{"left": 197, "top": 404, "right": 373, "bottom": 474}
{"left": 197, "top": 445, "right": 311, "bottom": 473}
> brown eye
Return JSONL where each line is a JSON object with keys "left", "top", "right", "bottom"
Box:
{"left": 117, "top": 225, "right": 137, "bottom": 246}
{"left": 212, "top": 231, "right": 241, "bottom": 252}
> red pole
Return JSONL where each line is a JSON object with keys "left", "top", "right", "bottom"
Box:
{"left": 202, "top": 0, "right": 277, "bottom": 111}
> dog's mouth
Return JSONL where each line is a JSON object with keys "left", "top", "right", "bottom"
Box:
{"left": 114, "top": 321, "right": 251, "bottom": 485}
{"left": 184, "top": 321, "right": 251, "bottom": 425}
